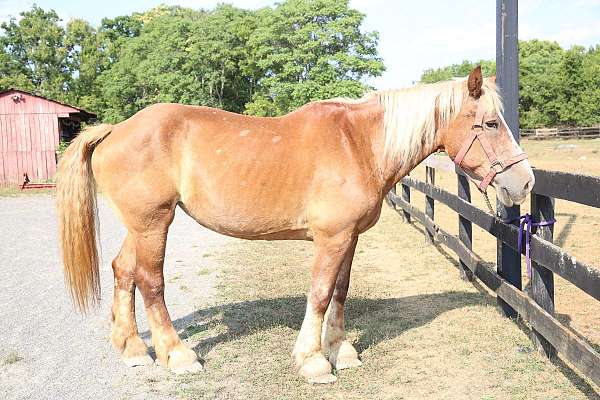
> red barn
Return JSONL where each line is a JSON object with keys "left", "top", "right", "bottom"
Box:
{"left": 0, "top": 88, "right": 96, "bottom": 185}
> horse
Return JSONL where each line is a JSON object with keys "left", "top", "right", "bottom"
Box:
{"left": 56, "top": 66, "right": 534, "bottom": 383}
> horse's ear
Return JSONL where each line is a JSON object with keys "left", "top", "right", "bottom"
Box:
{"left": 467, "top": 66, "right": 483, "bottom": 98}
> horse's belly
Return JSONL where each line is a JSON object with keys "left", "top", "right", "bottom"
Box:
{"left": 177, "top": 198, "right": 311, "bottom": 240}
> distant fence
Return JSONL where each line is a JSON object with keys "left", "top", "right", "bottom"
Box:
{"left": 522, "top": 126, "right": 600, "bottom": 139}
{"left": 386, "top": 154, "right": 600, "bottom": 386}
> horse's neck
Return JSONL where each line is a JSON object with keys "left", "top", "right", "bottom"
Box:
{"left": 370, "top": 122, "right": 440, "bottom": 194}
{"left": 344, "top": 97, "right": 440, "bottom": 194}
{"left": 380, "top": 143, "right": 438, "bottom": 193}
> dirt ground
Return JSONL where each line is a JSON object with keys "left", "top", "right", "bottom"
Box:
{"left": 409, "top": 138, "right": 600, "bottom": 354}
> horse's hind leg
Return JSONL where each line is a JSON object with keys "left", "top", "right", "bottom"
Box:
{"left": 111, "top": 233, "right": 153, "bottom": 367}
{"left": 321, "top": 236, "right": 362, "bottom": 370}
{"left": 133, "top": 225, "right": 202, "bottom": 374}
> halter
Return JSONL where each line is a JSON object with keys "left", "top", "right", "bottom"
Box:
{"left": 453, "top": 101, "right": 528, "bottom": 192}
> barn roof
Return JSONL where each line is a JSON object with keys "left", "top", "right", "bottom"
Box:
{"left": 0, "top": 88, "right": 96, "bottom": 120}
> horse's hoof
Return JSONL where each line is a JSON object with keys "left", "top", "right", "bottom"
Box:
{"left": 335, "top": 357, "right": 362, "bottom": 370}
{"left": 122, "top": 354, "right": 154, "bottom": 367}
{"left": 168, "top": 344, "right": 203, "bottom": 375}
{"left": 330, "top": 340, "right": 362, "bottom": 371}
{"left": 308, "top": 373, "right": 337, "bottom": 384}
{"left": 171, "top": 360, "right": 203, "bottom": 375}
{"left": 298, "top": 353, "right": 335, "bottom": 384}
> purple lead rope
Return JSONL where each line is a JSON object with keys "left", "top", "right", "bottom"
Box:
{"left": 504, "top": 214, "right": 556, "bottom": 279}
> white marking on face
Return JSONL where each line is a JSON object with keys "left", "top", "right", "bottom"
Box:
{"left": 240, "top": 130, "right": 250, "bottom": 137}
{"left": 272, "top": 136, "right": 282, "bottom": 143}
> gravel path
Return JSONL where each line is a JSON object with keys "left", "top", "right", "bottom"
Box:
{"left": 0, "top": 195, "right": 233, "bottom": 400}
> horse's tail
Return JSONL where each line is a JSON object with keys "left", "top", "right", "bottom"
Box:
{"left": 56, "top": 124, "right": 113, "bottom": 312}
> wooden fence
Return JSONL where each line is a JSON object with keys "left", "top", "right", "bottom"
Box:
{"left": 386, "top": 155, "right": 600, "bottom": 386}
{"left": 521, "top": 126, "right": 600, "bottom": 139}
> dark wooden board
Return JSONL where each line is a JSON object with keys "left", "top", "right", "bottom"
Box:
{"left": 533, "top": 169, "right": 600, "bottom": 208}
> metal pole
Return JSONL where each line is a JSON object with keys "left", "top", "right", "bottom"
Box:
{"left": 496, "top": 0, "right": 522, "bottom": 318}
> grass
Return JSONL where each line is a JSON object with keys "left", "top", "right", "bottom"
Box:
{"left": 0, "top": 186, "right": 55, "bottom": 197}
{"left": 2, "top": 351, "right": 23, "bottom": 366}
{"left": 171, "top": 206, "right": 599, "bottom": 399}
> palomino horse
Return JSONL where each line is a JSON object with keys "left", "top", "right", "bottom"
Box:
{"left": 57, "top": 67, "right": 534, "bottom": 383}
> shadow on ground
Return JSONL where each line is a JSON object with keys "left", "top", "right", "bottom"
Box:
{"left": 554, "top": 212, "right": 577, "bottom": 247}
{"left": 162, "top": 291, "right": 482, "bottom": 358}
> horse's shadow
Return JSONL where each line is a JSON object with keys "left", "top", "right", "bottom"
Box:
{"left": 158, "top": 291, "right": 484, "bottom": 357}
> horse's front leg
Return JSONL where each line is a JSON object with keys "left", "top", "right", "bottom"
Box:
{"left": 293, "top": 229, "right": 356, "bottom": 384}
{"left": 321, "top": 236, "right": 362, "bottom": 370}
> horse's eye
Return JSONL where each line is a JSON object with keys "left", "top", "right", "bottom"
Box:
{"left": 486, "top": 121, "right": 499, "bottom": 129}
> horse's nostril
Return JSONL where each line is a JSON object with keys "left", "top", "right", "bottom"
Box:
{"left": 523, "top": 178, "right": 534, "bottom": 193}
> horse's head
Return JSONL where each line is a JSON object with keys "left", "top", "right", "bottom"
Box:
{"left": 440, "top": 66, "right": 534, "bottom": 207}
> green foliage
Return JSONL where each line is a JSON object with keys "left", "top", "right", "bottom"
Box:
{"left": 56, "top": 139, "right": 70, "bottom": 159}
{"left": 518, "top": 40, "right": 564, "bottom": 127}
{"left": 97, "top": 7, "right": 208, "bottom": 122}
{"left": 244, "top": 0, "right": 384, "bottom": 116}
{"left": 420, "top": 40, "right": 600, "bottom": 128}
{"left": 0, "top": 1, "right": 383, "bottom": 121}
{"left": 420, "top": 60, "right": 496, "bottom": 84}
{"left": 0, "top": 6, "right": 70, "bottom": 100}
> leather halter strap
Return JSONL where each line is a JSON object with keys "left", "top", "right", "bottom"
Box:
{"left": 453, "top": 102, "right": 527, "bottom": 192}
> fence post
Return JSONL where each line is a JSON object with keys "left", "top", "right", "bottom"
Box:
{"left": 386, "top": 183, "right": 397, "bottom": 209}
{"left": 531, "top": 193, "right": 556, "bottom": 358}
{"left": 457, "top": 173, "right": 474, "bottom": 281}
{"left": 496, "top": 0, "right": 522, "bottom": 318}
{"left": 401, "top": 177, "right": 411, "bottom": 223}
{"left": 425, "top": 166, "right": 435, "bottom": 243}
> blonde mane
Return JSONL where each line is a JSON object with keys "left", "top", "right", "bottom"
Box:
{"left": 327, "top": 78, "right": 503, "bottom": 167}
{"left": 368, "top": 78, "right": 502, "bottom": 166}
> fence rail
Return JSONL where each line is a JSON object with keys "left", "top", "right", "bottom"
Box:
{"left": 386, "top": 154, "right": 600, "bottom": 386}
{"left": 521, "top": 126, "right": 600, "bottom": 139}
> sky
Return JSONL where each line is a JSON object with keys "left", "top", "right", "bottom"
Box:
{"left": 1, "top": 0, "right": 600, "bottom": 88}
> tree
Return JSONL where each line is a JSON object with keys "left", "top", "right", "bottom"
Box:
{"left": 244, "top": 0, "right": 384, "bottom": 116}
{"left": 98, "top": 14, "right": 143, "bottom": 66}
{"left": 556, "top": 46, "right": 587, "bottom": 126}
{"left": 65, "top": 19, "right": 104, "bottom": 112}
{"left": 188, "top": 5, "right": 259, "bottom": 112}
{"left": 1, "top": 2, "right": 385, "bottom": 122}
{"left": 0, "top": 6, "right": 70, "bottom": 100}
{"left": 518, "top": 40, "right": 564, "bottom": 128}
{"left": 97, "top": 7, "right": 209, "bottom": 122}
{"left": 580, "top": 45, "right": 600, "bottom": 126}
{"left": 420, "top": 60, "right": 496, "bottom": 84}
{"left": 0, "top": 48, "right": 34, "bottom": 91}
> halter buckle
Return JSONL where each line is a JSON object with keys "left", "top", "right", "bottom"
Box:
{"left": 490, "top": 160, "right": 504, "bottom": 172}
